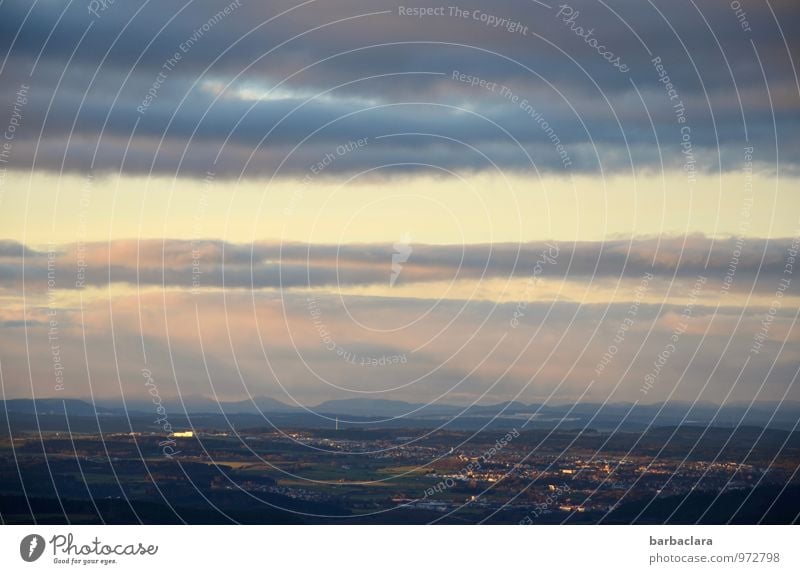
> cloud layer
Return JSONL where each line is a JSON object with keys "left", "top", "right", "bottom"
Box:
{"left": 0, "top": 0, "right": 797, "bottom": 177}
{"left": 1, "top": 235, "right": 797, "bottom": 292}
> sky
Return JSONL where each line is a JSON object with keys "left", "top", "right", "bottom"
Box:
{"left": 0, "top": 0, "right": 798, "bottom": 408}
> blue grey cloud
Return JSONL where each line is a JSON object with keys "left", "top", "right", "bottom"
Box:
{"left": 0, "top": 0, "right": 796, "bottom": 177}
{"left": 0, "top": 235, "right": 796, "bottom": 292}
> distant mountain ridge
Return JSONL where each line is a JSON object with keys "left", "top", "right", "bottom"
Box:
{"left": 2, "top": 397, "right": 799, "bottom": 432}
{"left": 3, "top": 396, "right": 799, "bottom": 421}
{"left": 0, "top": 398, "right": 121, "bottom": 416}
